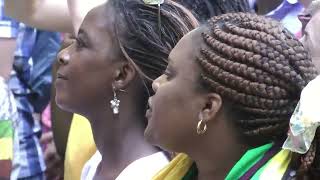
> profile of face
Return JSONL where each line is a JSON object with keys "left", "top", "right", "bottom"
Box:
{"left": 146, "top": 12, "right": 318, "bottom": 156}
{"left": 301, "top": 10, "right": 320, "bottom": 72}
{"left": 56, "top": 3, "right": 120, "bottom": 114}
{"left": 145, "top": 28, "right": 221, "bottom": 152}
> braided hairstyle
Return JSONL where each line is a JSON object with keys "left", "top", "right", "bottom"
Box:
{"left": 111, "top": 0, "right": 198, "bottom": 94}
{"left": 175, "top": 0, "right": 252, "bottom": 22}
{"left": 197, "top": 13, "right": 319, "bottom": 176}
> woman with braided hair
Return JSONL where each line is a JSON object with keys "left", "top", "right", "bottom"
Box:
{"left": 146, "top": 12, "right": 319, "bottom": 179}
{"left": 56, "top": 0, "right": 198, "bottom": 179}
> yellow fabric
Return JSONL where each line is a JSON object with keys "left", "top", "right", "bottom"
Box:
{"left": 152, "top": 153, "right": 193, "bottom": 180}
{"left": 153, "top": 149, "right": 292, "bottom": 180}
{"left": 259, "top": 149, "right": 292, "bottom": 179}
{"left": 64, "top": 114, "right": 97, "bottom": 180}
{"left": 0, "top": 138, "right": 12, "bottom": 160}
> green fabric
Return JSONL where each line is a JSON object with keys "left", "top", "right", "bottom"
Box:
{"left": 0, "top": 120, "right": 13, "bottom": 139}
{"left": 182, "top": 163, "right": 198, "bottom": 180}
{"left": 225, "top": 143, "right": 273, "bottom": 180}
{"left": 251, "top": 162, "right": 268, "bottom": 180}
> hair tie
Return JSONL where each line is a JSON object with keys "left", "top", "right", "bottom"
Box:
{"left": 143, "top": 0, "right": 164, "bottom": 38}
{"left": 143, "top": 0, "right": 164, "bottom": 5}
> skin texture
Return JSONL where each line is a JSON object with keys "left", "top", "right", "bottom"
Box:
{"left": 0, "top": 160, "right": 11, "bottom": 179}
{"left": 0, "top": 38, "right": 16, "bottom": 80}
{"left": 146, "top": 28, "right": 248, "bottom": 180}
{"left": 56, "top": 4, "right": 159, "bottom": 180}
{"left": 4, "top": 0, "right": 106, "bottom": 34}
{"left": 50, "top": 34, "right": 75, "bottom": 158}
{"left": 4, "top": 0, "right": 72, "bottom": 33}
{"left": 40, "top": 132, "right": 64, "bottom": 180}
{"left": 300, "top": 10, "right": 320, "bottom": 72}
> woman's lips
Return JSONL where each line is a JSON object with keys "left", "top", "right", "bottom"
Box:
{"left": 56, "top": 73, "right": 68, "bottom": 80}
{"left": 146, "top": 98, "right": 153, "bottom": 119}
{"left": 146, "top": 109, "right": 152, "bottom": 119}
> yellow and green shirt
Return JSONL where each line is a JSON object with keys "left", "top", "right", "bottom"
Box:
{"left": 152, "top": 143, "right": 293, "bottom": 180}
{"left": 0, "top": 77, "right": 17, "bottom": 160}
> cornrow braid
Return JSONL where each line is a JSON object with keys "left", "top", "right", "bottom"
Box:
{"left": 196, "top": 13, "right": 318, "bottom": 176}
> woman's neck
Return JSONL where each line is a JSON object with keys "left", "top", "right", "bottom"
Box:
{"left": 195, "top": 142, "right": 247, "bottom": 180}
{"left": 87, "top": 105, "right": 158, "bottom": 180}
{"left": 186, "top": 127, "right": 248, "bottom": 180}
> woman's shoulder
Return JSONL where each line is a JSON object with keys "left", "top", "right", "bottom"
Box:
{"left": 81, "top": 151, "right": 102, "bottom": 180}
{"left": 116, "top": 152, "right": 170, "bottom": 180}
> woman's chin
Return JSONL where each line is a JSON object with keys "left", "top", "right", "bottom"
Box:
{"left": 144, "top": 125, "right": 156, "bottom": 145}
{"left": 144, "top": 125, "right": 164, "bottom": 149}
{"left": 55, "top": 94, "right": 73, "bottom": 112}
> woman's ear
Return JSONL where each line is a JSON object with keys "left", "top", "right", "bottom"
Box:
{"left": 112, "top": 62, "right": 136, "bottom": 90}
{"left": 200, "top": 93, "right": 222, "bottom": 123}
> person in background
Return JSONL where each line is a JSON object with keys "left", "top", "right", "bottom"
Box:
{"left": 265, "top": 0, "right": 305, "bottom": 37}
{"left": 0, "top": 0, "right": 18, "bottom": 178}
{"left": 8, "top": 23, "right": 61, "bottom": 179}
{"left": 0, "top": 77, "right": 18, "bottom": 180}
{"left": 4, "top": 0, "right": 106, "bottom": 35}
{"left": 176, "top": 0, "right": 252, "bottom": 23}
{"left": 299, "top": 0, "right": 320, "bottom": 72}
{"left": 249, "top": 0, "right": 313, "bottom": 37}
{"left": 0, "top": 0, "right": 17, "bottom": 81}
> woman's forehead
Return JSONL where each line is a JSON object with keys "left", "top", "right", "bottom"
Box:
{"left": 170, "top": 27, "right": 204, "bottom": 62}
{"left": 80, "top": 3, "right": 118, "bottom": 43}
{"left": 82, "top": 4, "right": 114, "bottom": 31}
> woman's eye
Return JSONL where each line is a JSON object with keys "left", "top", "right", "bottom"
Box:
{"left": 75, "top": 37, "right": 85, "bottom": 49}
{"left": 164, "top": 71, "right": 173, "bottom": 80}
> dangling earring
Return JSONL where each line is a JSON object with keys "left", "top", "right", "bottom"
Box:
{"left": 110, "top": 85, "right": 120, "bottom": 115}
{"left": 197, "top": 113, "right": 207, "bottom": 135}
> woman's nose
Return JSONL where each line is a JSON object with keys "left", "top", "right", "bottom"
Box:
{"left": 152, "top": 76, "right": 162, "bottom": 93}
{"left": 57, "top": 46, "right": 71, "bottom": 65}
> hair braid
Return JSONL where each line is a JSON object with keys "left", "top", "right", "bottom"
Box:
{"left": 293, "top": 130, "right": 320, "bottom": 178}
{"left": 200, "top": 46, "right": 293, "bottom": 96}
{"left": 238, "top": 104, "right": 297, "bottom": 117}
{"left": 197, "top": 13, "right": 317, "bottom": 146}
{"left": 202, "top": 32, "right": 301, "bottom": 88}
{"left": 243, "top": 121, "right": 288, "bottom": 137}
{"left": 237, "top": 117, "right": 290, "bottom": 126}
{"left": 203, "top": 26, "right": 308, "bottom": 90}
{"left": 200, "top": 74, "right": 290, "bottom": 109}
{"left": 301, "top": 143, "right": 316, "bottom": 171}
{"left": 198, "top": 53, "right": 288, "bottom": 99}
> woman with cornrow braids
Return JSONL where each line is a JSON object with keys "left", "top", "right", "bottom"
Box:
{"left": 146, "top": 12, "right": 319, "bottom": 179}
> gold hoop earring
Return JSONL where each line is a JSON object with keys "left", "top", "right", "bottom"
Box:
{"left": 197, "top": 119, "right": 207, "bottom": 135}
